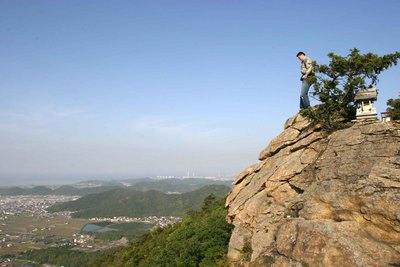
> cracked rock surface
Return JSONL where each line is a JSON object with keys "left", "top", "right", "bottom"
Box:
{"left": 226, "top": 114, "right": 400, "bottom": 266}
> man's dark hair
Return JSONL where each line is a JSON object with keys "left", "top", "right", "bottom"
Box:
{"left": 296, "top": 51, "right": 305, "bottom": 57}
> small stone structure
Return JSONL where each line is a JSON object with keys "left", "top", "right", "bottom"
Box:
{"left": 381, "top": 111, "right": 392, "bottom": 122}
{"left": 354, "top": 88, "right": 378, "bottom": 120}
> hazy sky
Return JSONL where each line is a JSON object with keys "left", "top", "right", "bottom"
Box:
{"left": 1, "top": 0, "right": 399, "bottom": 185}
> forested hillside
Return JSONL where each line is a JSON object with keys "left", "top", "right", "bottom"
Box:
{"left": 18, "top": 194, "right": 232, "bottom": 267}
{"left": 48, "top": 185, "right": 231, "bottom": 218}
{"left": 88, "top": 194, "right": 232, "bottom": 267}
{"left": 128, "top": 178, "right": 233, "bottom": 193}
{"left": 0, "top": 178, "right": 233, "bottom": 196}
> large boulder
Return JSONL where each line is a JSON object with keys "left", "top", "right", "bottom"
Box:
{"left": 226, "top": 114, "right": 400, "bottom": 266}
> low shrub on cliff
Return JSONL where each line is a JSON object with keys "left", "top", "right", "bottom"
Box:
{"left": 301, "top": 48, "right": 400, "bottom": 131}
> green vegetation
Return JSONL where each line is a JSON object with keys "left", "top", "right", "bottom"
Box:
{"left": 18, "top": 246, "right": 112, "bottom": 267}
{"left": 48, "top": 185, "right": 231, "bottom": 218}
{"left": 81, "top": 222, "right": 155, "bottom": 241}
{"left": 107, "top": 222, "right": 154, "bottom": 232}
{"left": 17, "top": 194, "right": 232, "bottom": 267}
{"left": 301, "top": 48, "right": 400, "bottom": 131}
{"left": 2, "top": 184, "right": 235, "bottom": 266}
{"left": 88, "top": 194, "right": 233, "bottom": 267}
{"left": 131, "top": 178, "right": 233, "bottom": 193}
{"left": 0, "top": 178, "right": 233, "bottom": 196}
{"left": 241, "top": 241, "right": 253, "bottom": 262}
{"left": 387, "top": 97, "right": 400, "bottom": 120}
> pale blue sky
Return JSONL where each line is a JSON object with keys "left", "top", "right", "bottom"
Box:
{"left": 1, "top": 0, "right": 399, "bottom": 185}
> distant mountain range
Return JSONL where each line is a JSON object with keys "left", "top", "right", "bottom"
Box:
{"left": 0, "top": 178, "right": 233, "bottom": 196}
{"left": 48, "top": 184, "right": 231, "bottom": 218}
{"left": 0, "top": 185, "right": 120, "bottom": 196}
{"left": 126, "top": 178, "right": 233, "bottom": 193}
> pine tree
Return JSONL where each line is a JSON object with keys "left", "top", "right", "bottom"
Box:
{"left": 301, "top": 48, "right": 400, "bottom": 131}
{"left": 387, "top": 96, "right": 400, "bottom": 120}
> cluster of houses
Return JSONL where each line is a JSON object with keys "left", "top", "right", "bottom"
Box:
{"left": 72, "top": 233, "right": 93, "bottom": 247}
{"left": 0, "top": 195, "right": 77, "bottom": 219}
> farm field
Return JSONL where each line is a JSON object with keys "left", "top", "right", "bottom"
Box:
{"left": 0, "top": 214, "right": 89, "bottom": 256}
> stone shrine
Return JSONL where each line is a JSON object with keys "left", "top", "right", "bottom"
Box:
{"left": 354, "top": 88, "right": 378, "bottom": 120}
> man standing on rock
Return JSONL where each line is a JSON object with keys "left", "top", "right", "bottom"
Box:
{"left": 296, "top": 51, "right": 314, "bottom": 109}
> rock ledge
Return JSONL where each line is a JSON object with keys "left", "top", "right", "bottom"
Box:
{"left": 226, "top": 114, "right": 400, "bottom": 266}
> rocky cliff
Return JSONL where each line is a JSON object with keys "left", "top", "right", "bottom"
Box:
{"left": 226, "top": 114, "right": 400, "bottom": 266}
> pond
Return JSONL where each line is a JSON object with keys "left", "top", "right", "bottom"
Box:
{"left": 81, "top": 223, "right": 115, "bottom": 233}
